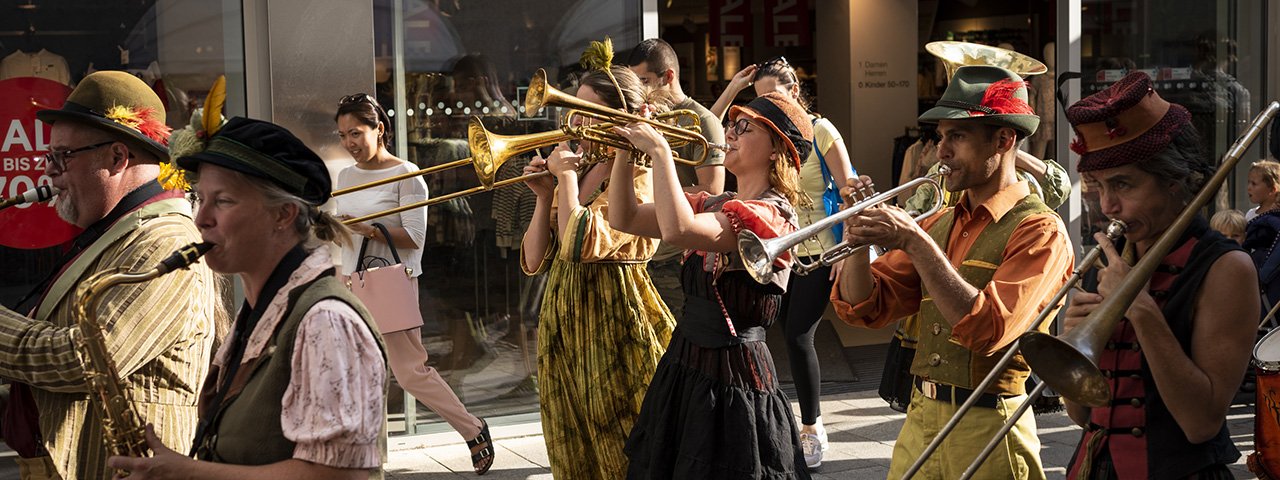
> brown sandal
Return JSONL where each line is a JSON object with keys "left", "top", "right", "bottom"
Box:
{"left": 466, "top": 419, "right": 495, "bottom": 475}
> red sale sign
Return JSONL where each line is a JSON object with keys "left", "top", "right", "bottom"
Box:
{"left": 0, "top": 77, "right": 79, "bottom": 249}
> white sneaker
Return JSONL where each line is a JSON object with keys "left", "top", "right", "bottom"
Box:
{"left": 801, "top": 432, "right": 823, "bottom": 469}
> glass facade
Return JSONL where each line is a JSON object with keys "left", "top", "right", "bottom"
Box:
{"left": 0, "top": 0, "right": 244, "bottom": 309}
{"left": 370, "top": 0, "right": 641, "bottom": 435}
{"left": 1077, "top": 0, "right": 1268, "bottom": 243}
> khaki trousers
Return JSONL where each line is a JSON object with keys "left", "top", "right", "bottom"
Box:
{"left": 887, "top": 387, "right": 1046, "bottom": 480}
{"left": 384, "top": 328, "right": 482, "bottom": 440}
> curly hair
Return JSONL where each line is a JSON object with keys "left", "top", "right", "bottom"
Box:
{"left": 768, "top": 134, "right": 811, "bottom": 209}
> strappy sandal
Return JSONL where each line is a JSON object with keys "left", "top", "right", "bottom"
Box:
{"left": 466, "top": 418, "right": 495, "bottom": 475}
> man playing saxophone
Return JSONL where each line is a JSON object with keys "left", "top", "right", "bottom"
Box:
{"left": 0, "top": 71, "right": 218, "bottom": 480}
{"left": 830, "top": 65, "right": 1073, "bottom": 479}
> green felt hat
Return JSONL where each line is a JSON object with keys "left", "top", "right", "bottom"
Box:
{"left": 919, "top": 65, "right": 1040, "bottom": 137}
{"left": 36, "top": 70, "right": 170, "bottom": 160}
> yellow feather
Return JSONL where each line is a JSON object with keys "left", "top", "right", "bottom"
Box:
{"left": 579, "top": 36, "right": 615, "bottom": 72}
{"left": 202, "top": 75, "right": 227, "bottom": 135}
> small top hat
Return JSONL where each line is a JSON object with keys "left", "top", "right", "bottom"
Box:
{"left": 36, "top": 71, "right": 170, "bottom": 160}
{"left": 728, "top": 91, "right": 814, "bottom": 169}
{"left": 177, "top": 117, "right": 331, "bottom": 206}
{"left": 1067, "top": 71, "right": 1192, "bottom": 172}
{"left": 919, "top": 65, "right": 1040, "bottom": 137}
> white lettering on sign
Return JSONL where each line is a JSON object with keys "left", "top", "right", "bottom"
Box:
{"left": 2, "top": 119, "right": 49, "bottom": 153}
{"left": 772, "top": 0, "right": 799, "bottom": 46}
{"left": 0, "top": 171, "right": 53, "bottom": 209}
{"left": 720, "top": 0, "right": 746, "bottom": 45}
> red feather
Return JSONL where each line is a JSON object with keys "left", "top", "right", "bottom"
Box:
{"left": 134, "top": 107, "right": 173, "bottom": 146}
{"left": 979, "top": 79, "right": 1034, "bottom": 115}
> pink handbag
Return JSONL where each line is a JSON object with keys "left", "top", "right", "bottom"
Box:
{"left": 343, "top": 223, "right": 425, "bottom": 334}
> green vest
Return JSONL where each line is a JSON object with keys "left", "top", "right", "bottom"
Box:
{"left": 202, "top": 275, "right": 386, "bottom": 469}
{"left": 910, "top": 194, "right": 1051, "bottom": 396}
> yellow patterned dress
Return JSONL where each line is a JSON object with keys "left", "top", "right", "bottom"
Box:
{"left": 521, "top": 167, "right": 675, "bottom": 480}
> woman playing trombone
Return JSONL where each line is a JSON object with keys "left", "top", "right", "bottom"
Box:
{"left": 519, "top": 54, "right": 675, "bottom": 478}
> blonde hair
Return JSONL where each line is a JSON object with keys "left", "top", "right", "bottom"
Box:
{"left": 768, "top": 134, "right": 810, "bottom": 209}
{"left": 1252, "top": 160, "right": 1280, "bottom": 190}
{"left": 1210, "top": 209, "right": 1245, "bottom": 240}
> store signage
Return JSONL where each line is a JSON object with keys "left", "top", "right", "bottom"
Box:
{"left": 710, "top": 0, "right": 749, "bottom": 47}
{"left": 764, "top": 0, "right": 810, "bottom": 47}
{"left": 0, "top": 77, "right": 79, "bottom": 249}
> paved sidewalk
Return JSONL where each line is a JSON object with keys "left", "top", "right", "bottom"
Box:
{"left": 384, "top": 389, "right": 1256, "bottom": 479}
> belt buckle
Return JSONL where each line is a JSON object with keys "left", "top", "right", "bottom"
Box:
{"left": 921, "top": 380, "right": 938, "bottom": 399}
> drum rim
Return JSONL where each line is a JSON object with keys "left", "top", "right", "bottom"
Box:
{"left": 1255, "top": 327, "right": 1280, "bottom": 370}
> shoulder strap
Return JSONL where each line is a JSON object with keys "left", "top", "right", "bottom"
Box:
{"left": 36, "top": 198, "right": 191, "bottom": 321}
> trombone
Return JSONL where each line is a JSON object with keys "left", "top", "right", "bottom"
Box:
{"left": 908, "top": 99, "right": 1280, "bottom": 479}
{"left": 335, "top": 69, "right": 726, "bottom": 226}
{"left": 737, "top": 167, "right": 949, "bottom": 284}
{"left": 900, "top": 219, "right": 1127, "bottom": 480}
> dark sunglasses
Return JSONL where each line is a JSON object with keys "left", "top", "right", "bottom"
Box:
{"left": 340, "top": 93, "right": 379, "bottom": 107}
{"left": 756, "top": 56, "right": 790, "bottom": 69}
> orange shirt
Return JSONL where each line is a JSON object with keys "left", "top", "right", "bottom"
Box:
{"left": 830, "top": 181, "right": 1074, "bottom": 355}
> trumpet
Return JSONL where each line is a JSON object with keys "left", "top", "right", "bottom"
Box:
{"left": 0, "top": 185, "right": 59, "bottom": 211}
{"left": 75, "top": 242, "right": 213, "bottom": 463}
{"left": 737, "top": 166, "right": 950, "bottom": 284}
{"left": 334, "top": 70, "right": 726, "bottom": 226}
{"left": 902, "top": 219, "right": 1127, "bottom": 480}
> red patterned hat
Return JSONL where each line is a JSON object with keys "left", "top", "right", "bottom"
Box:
{"left": 1067, "top": 71, "right": 1191, "bottom": 172}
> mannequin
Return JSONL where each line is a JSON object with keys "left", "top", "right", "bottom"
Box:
{"left": 1028, "top": 42, "right": 1056, "bottom": 159}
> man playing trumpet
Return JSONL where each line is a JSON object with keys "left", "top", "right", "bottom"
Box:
{"left": 830, "top": 65, "right": 1073, "bottom": 479}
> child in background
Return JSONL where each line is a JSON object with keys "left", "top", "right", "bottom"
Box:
{"left": 1210, "top": 209, "right": 1245, "bottom": 245}
{"left": 1245, "top": 160, "right": 1280, "bottom": 308}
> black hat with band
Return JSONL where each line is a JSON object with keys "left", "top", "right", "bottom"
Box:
{"left": 176, "top": 117, "right": 331, "bottom": 205}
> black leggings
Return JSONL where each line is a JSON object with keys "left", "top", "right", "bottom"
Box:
{"left": 779, "top": 256, "right": 834, "bottom": 425}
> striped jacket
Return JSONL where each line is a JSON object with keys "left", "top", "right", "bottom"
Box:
{"left": 0, "top": 197, "right": 217, "bottom": 479}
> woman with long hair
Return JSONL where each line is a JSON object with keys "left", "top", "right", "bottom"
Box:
{"left": 611, "top": 92, "right": 814, "bottom": 479}
{"left": 711, "top": 58, "right": 856, "bottom": 468}
{"left": 519, "top": 62, "right": 675, "bottom": 478}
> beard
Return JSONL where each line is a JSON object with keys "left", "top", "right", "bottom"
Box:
{"left": 54, "top": 193, "right": 78, "bottom": 225}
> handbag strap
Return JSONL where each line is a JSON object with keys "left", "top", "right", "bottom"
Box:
{"left": 355, "top": 222, "right": 402, "bottom": 272}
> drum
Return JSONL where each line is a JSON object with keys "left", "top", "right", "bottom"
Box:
{"left": 1249, "top": 328, "right": 1280, "bottom": 479}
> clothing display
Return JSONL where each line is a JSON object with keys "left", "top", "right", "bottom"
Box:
{"left": 1067, "top": 219, "right": 1241, "bottom": 479}
{"left": 491, "top": 157, "right": 538, "bottom": 253}
{"left": 524, "top": 166, "right": 675, "bottom": 480}
{"left": 0, "top": 186, "right": 215, "bottom": 479}
{"left": 0, "top": 49, "right": 71, "bottom": 84}
{"left": 625, "top": 189, "right": 810, "bottom": 480}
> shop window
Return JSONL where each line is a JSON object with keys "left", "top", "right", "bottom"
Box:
{"left": 371, "top": 0, "right": 641, "bottom": 435}
{"left": 1078, "top": 0, "right": 1265, "bottom": 244}
{"left": 0, "top": 1, "right": 244, "bottom": 309}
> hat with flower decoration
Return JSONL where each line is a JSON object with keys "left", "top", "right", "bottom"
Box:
{"left": 164, "top": 76, "right": 228, "bottom": 191}
{"left": 919, "top": 65, "right": 1040, "bottom": 137}
{"left": 36, "top": 70, "right": 172, "bottom": 161}
{"left": 1066, "top": 71, "right": 1192, "bottom": 172}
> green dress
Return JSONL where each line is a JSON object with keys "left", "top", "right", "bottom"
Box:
{"left": 522, "top": 169, "right": 675, "bottom": 479}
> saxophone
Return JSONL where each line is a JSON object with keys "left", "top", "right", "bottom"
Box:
{"left": 73, "top": 242, "right": 213, "bottom": 457}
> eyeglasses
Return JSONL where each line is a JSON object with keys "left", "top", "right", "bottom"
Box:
{"left": 44, "top": 140, "right": 114, "bottom": 171}
{"left": 727, "top": 118, "right": 755, "bottom": 136}
{"left": 340, "top": 93, "right": 378, "bottom": 107}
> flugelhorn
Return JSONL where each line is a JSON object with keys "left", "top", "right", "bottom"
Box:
{"left": 0, "top": 185, "right": 58, "bottom": 211}
{"left": 902, "top": 220, "right": 1127, "bottom": 480}
{"left": 1019, "top": 100, "right": 1280, "bottom": 408}
{"left": 737, "top": 167, "right": 950, "bottom": 284}
{"left": 74, "top": 242, "right": 213, "bottom": 462}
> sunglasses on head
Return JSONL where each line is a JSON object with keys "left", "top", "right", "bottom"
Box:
{"left": 340, "top": 93, "right": 379, "bottom": 107}
{"left": 756, "top": 56, "right": 790, "bottom": 69}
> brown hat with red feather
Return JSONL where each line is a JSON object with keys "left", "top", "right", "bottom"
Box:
{"left": 1066, "top": 71, "right": 1192, "bottom": 172}
{"left": 918, "top": 65, "right": 1039, "bottom": 136}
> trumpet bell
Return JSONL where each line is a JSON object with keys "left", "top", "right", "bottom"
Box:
{"left": 738, "top": 230, "right": 776, "bottom": 284}
{"left": 926, "top": 41, "right": 1048, "bottom": 79}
